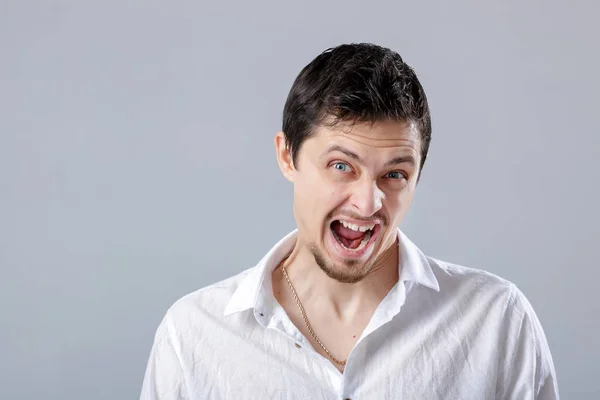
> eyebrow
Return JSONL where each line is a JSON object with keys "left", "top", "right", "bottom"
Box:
{"left": 322, "top": 145, "right": 363, "bottom": 163}
{"left": 322, "top": 144, "right": 417, "bottom": 168}
{"left": 384, "top": 155, "right": 417, "bottom": 168}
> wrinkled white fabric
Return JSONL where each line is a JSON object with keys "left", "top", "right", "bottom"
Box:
{"left": 140, "top": 229, "right": 559, "bottom": 399}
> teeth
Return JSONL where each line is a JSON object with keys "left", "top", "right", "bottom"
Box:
{"left": 355, "top": 230, "right": 372, "bottom": 250}
{"left": 340, "top": 220, "right": 375, "bottom": 232}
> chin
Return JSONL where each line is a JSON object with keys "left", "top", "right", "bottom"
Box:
{"left": 309, "top": 241, "right": 381, "bottom": 284}
{"left": 311, "top": 248, "right": 370, "bottom": 284}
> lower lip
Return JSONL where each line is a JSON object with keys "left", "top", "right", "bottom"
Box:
{"left": 328, "top": 224, "right": 380, "bottom": 259}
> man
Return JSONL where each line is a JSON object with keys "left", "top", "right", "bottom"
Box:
{"left": 140, "top": 43, "right": 559, "bottom": 399}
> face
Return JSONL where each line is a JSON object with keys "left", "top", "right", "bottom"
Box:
{"left": 275, "top": 120, "right": 421, "bottom": 283}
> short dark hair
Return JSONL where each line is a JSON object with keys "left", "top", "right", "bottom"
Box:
{"left": 282, "top": 43, "right": 432, "bottom": 176}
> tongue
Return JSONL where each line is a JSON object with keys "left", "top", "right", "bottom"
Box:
{"left": 331, "top": 221, "right": 366, "bottom": 249}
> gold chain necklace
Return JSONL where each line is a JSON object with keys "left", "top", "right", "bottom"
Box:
{"left": 281, "top": 264, "right": 347, "bottom": 366}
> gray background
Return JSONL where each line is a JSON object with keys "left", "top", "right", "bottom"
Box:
{"left": 1, "top": 0, "right": 598, "bottom": 399}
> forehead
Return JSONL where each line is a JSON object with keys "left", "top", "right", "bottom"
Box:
{"left": 306, "top": 120, "right": 421, "bottom": 156}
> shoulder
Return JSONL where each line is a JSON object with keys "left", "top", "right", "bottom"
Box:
{"left": 428, "top": 256, "right": 517, "bottom": 299}
{"left": 425, "top": 256, "right": 545, "bottom": 325}
{"left": 162, "top": 266, "right": 255, "bottom": 327}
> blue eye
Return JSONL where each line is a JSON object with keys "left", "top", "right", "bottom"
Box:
{"left": 386, "top": 171, "right": 405, "bottom": 180}
{"left": 333, "top": 162, "right": 350, "bottom": 172}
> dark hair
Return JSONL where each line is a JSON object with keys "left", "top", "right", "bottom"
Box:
{"left": 282, "top": 43, "right": 432, "bottom": 175}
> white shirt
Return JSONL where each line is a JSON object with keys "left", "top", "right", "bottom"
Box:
{"left": 140, "top": 229, "right": 559, "bottom": 399}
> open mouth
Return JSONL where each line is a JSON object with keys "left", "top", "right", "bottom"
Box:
{"left": 330, "top": 219, "right": 380, "bottom": 252}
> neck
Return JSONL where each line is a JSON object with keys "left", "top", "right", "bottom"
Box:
{"left": 280, "top": 236, "right": 400, "bottom": 322}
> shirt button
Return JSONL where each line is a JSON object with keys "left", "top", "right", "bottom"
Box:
{"left": 294, "top": 343, "right": 301, "bottom": 348}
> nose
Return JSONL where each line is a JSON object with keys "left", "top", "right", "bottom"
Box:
{"left": 350, "top": 179, "right": 384, "bottom": 217}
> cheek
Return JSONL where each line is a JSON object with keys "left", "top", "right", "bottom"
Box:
{"left": 388, "top": 190, "right": 414, "bottom": 219}
{"left": 296, "top": 168, "right": 348, "bottom": 218}
{"left": 310, "top": 171, "right": 343, "bottom": 203}
{"left": 294, "top": 174, "right": 330, "bottom": 214}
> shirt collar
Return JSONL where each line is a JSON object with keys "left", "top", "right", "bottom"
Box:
{"left": 397, "top": 229, "right": 440, "bottom": 292}
{"left": 223, "top": 228, "right": 439, "bottom": 318}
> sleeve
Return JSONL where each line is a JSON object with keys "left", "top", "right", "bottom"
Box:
{"left": 497, "top": 285, "right": 560, "bottom": 400}
{"left": 140, "top": 313, "right": 190, "bottom": 400}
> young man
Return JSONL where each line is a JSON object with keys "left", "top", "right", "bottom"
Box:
{"left": 140, "top": 43, "right": 559, "bottom": 399}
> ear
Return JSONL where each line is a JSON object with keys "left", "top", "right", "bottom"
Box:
{"left": 274, "top": 132, "right": 295, "bottom": 182}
